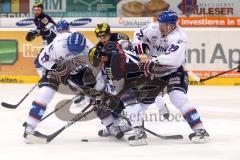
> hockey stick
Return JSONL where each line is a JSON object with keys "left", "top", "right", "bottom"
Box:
{"left": 142, "top": 121, "right": 183, "bottom": 140}
{"left": 143, "top": 127, "right": 183, "bottom": 140}
{"left": 113, "top": 111, "right": 183, "bottom": 140}
{"left": 1, "top": 84, "right": 38, "bottom": 109}
{"left": 199, "top": 64, "right": 240, "bottom": 82}
{"left": 43, "top": 103, "right": 94, "bottom": 143}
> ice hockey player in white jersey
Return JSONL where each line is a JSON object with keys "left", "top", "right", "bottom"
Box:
{"left": 133, "top": 23, "right": 171, "bottom": 121}
{"left": 134, "top": 10, "right": 210, "bottom": 143}
{"left": 23, "top": 30, "right": 94, "bottom": 143}
{"left": 33, "top": 20, "right": 70, "bottom": 77}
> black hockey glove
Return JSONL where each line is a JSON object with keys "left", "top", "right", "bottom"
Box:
{"left": 26, "top": 30, "right": 39, "bottom": 41}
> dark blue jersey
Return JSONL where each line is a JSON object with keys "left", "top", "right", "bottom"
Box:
{"left": 34, "top": 13, "right": 57, "bottom": 45}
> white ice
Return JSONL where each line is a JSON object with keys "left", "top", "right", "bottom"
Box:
{"left": 0, "top": 84, "right": 240, "bottom": 160}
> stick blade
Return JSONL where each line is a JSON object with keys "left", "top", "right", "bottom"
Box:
{"left": 25, "top": 134, "right": 48, "bottom": 144}
{"left": 47, "top": 127, "right": 65, "bottom": 143}
{"left": 160, "top": 134, "right": 184, "bottom": 140}
{"left": 144, "top": 127, "right": 184, "bottom": 140}
{"left": 188, "top": 71, "right": 200, "bottom": 82}
{"left": 1, "top": 102, "right": 18, "bottom": 109}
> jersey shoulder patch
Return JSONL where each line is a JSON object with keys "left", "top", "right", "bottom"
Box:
{"left": 116, "top": 33, "right": 129, "bottom": 40}
{"left": 41, "top": 17, "right": 49, "bottom": 24}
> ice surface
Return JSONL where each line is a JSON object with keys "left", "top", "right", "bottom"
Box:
{"left": 0, "top": 84, "right": 240, "bottom": 160}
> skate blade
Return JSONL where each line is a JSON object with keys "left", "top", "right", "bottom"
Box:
{"left": 129, "top": 138, "right": 148, "bottom": 146}
{"left": 191, "top": 136, "right": 210, "bottom": 143}
{"left": 25, "top": 135, "right": 48, "bottom": 144}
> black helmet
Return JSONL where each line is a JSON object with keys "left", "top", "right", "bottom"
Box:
{"left": 88, "top": 42, "right": 119, "bottom": 67}
{"left": 33, "top": 1, "right": 44, "bottom": 9}
{"left": 95, "top": 23, "right": 111, "bottom": 37}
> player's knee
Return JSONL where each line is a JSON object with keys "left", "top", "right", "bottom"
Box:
{"left": 34, "top": 86, "right": 56, "bottom": 105}
{"left": 168, "top": 90, "right": 190, "bottom": 110}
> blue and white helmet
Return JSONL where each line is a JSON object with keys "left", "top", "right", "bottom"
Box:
{"left": 67, "top": 32, "right": 86, "bottom": 54}
{"left": 56, "top": 20, "right": 70, "bottom": 32}
{"left": 157, "top": 11, "right": 178, "bottom": 24}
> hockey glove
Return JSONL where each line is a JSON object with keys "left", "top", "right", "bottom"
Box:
{"left": 26, "top": 30, "right": 40, "bottom": 41}
{"left": 144, "top": 58, "right": 170, "bottom": 76}
{"left": 134, "top": 42, "right": 150, "bottom": 55}
{"left": 40, "top": 28, "right": 51, "bottom": 37}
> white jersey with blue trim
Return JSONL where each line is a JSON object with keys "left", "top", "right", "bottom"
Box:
{"left": 133, "top": 22, "right": 161, "bottom": 56}
{"left": 133, "top": 22, "right": 188, "bottom": 76}
{"left": 38, "top": 32, "right": 94, "bottom": 70}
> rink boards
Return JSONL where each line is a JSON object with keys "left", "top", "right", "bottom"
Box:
{"left": 0, "top": 28, "right": 239, "bottom": 86}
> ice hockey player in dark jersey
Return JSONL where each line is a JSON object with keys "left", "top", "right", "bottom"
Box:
{"left": 26, "top": 2, "right": 56, "bottom": 45}
{"left": 26, "top": 2, "right": 57, "bottom": 76}
{"left": 87, "top": 23, "right": 134, "bottom": 140}
{"left": 89, "top": 38, "right": 171, "bottom": 146}
{"left": 89, "top": 41, "right": 151, "bottom": 145}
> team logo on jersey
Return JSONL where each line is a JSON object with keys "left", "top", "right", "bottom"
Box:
{"left": 178, "top": 0, "right": 198, "bottom": 16}
{"left": 41, "top": 17, "right": 49, "bottom": 24}
{"left": 117, "top": 33, "right": 128, "bottom": 40}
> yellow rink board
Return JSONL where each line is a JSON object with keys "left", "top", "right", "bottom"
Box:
{"left": 0, "top": 75, "right": 239, "bottom": 86}
{"left": 188, "top": 77, "right": 240, "bottom": 86}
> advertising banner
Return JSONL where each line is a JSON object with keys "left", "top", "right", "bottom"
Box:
{"left": 2, "top": 17, "right": 240, "bottom": 28}
{"left": 0, "top": 0, "right": 116, "bottom": 18}
{"left": 117, "top": 0, "right": 240, "bottom": 17}
{"left": 0, "top": 17, "right": 154, "bottom": 28}
{"left": 29, "top": 0, "right": 116, "bottom": 17}
{"left": 178, "top": 17, "right": 240, "bottom": 27}
{"left": 0, "top": 0, "right": 30, "bottom": 18}
{"left": 1, "top": 0, "right": 240, "bottom": 21}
